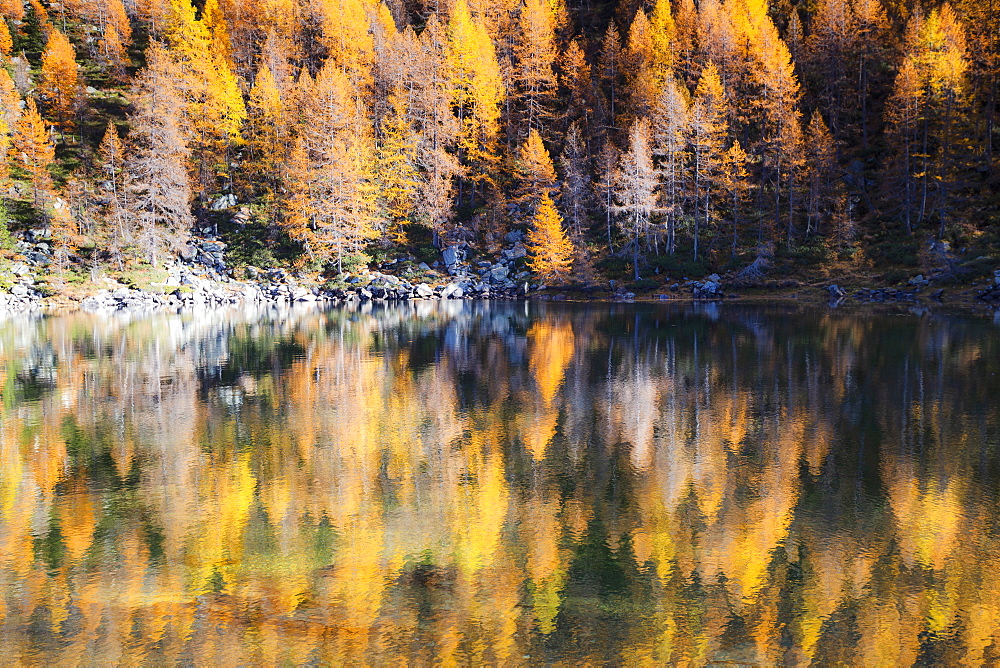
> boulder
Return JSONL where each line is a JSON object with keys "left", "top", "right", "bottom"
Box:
{"left": 504, "top": 229, "right": 525, "bottom": 244}
{"left": 489, "top": 265, "right": 509, "bottom": 283}
{"left": 502, "top": 245, "right": 527, "bottom": 260}
{"left": 827, "top": 284, "right": 846, "bottom": 298}
{"left": 211, "top": 194, "right": 237, "bottom": 210}
{"left": 442, "top": 246, "right": 465, "bottom": 267}
{"left": 441, "top": 282, "right": 464, "bottom": 299}
{"left": 415, "top": 283, "right": 434, "bottom": 298}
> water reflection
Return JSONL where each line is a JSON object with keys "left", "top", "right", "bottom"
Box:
{"left": 1, "top": 302, "right": 999, "bottom": 665}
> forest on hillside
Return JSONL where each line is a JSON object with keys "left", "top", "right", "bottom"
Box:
{"left": 0, "top": 0, "right": 997, "bottom": 287}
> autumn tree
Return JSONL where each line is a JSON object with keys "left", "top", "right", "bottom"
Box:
{"left": 526, "top": 193, "right": 573, "bottom": 282}
{"left": 885, "top": 4, "right": 970, "bottom": 237}
{"left": 597, "top": 23, "right": 624, "bottom": 131}
{"left": 689, "top": 63, "right": 727, "bottom": 260}
{"left": 406, "top": 18, "right": 462, "bottom": 246}
{"left": 612, "top": 119, "right": 657, "bottom": 280}
{"left": 243, "top": 63, "right": 291, "bottom": 203}
{"left": 0, "top": 67, "right": 19, "bottom": 132}
{"left": 513, "top": 0, "right": 558, "bottom": 135}
{"left": 99, "top": 123, "right": 129, "bottom": 268}
{"left": 125, "top": 45, "right": 192, "bottom": 266}
{"left": 0, "top": 68, "right": 17, "bottom": 187}
{"left": 315, "top": 0, "right": 376, "bottom": 92}
{"left": 12, "top": 99, "right": 55, "bottom": 206}
{"left": 0, "top": 0, "right": 23, "bottom": 22}
{"left": 285, "top": 63, "right": 378, "bottom": 272}
{"left": 447, "top": 0, "right": 504, "bottom": 196}
{"left": 163, "top": 0, "right": 246, "bottom": 200}
{"left": 803, "top": 110, "right": 839, "bottom": 239}
{"left": 720, "top": 139, "right": 749, "bottom": 255}
{"left": 652, "top": 75, "right": 688, "bottom": 254}
{"left": 558, "top": 40, "right": 596, "bottom": 131}
{"left": 558, "top": 122, "right": 592, "bottom": 241}
{"left": 0, "top": 18, "right": 12, "bottom": 57}
{"left": 39, "top": 29, "right": 81, "bottom": 132}
{"left": 375, "top": 90, "right": 420, "bottom": 242}
{"left": 513, "top": 128, "right": 558, "bottom": 218}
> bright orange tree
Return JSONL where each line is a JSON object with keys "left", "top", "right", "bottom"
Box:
{"left": 39, "top": 28, "right": 81, "bottom": 131}
{"left": 13, "top": 99, "right": 56, "bottom": 205}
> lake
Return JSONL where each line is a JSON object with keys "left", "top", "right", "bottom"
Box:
{"left": 1, "top": 301, "right": 998, "bottom": 665}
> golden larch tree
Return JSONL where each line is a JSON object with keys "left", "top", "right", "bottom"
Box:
{"left": 0, "top": 19, "right": 13, "bottom": 57}
{"left": 526, "top": 193, "right": 574, "bottom": 283}
{"left": 375, "top": 90, "right": 420, "bottom": 243}
{"left": 446, "top": 0, "right": 504, "bottom": 189}
{"left": 13, "top": 99, "right": 55, "bottom": 205}
{"left": 689, "top": 62, "right": 728, "bottom": 260}
{"left": 99, "top": 24, "right": 127, "bottom": 75}
{"left": 285, "top": 63, "right": 378, "bottom": 272}
{"left": 0, "top": 67, "right": 19, "bottom": 130}
{"left": 98, "top": 122, "right": 130, "bottom": 267}
{"left": 0, "top": 113, "right": 9, "bottom": 187}
{"left": 0, "top": 0, "right": 24, "bottom": 21}
{"left": 0, "top": 69, "right": 17, "bottom": 186}
{"left": 513, "top": 0, "right": 558, "bottom": 134}
{"left": 244, "top": 63, "right": 290, "bottom": 200}
{"left": 39, "top": 28, "right": 81, "bottom": 132}
{"left": 513, "top": 128, "right": 557, "bottom": 217}
{"left": 163, "top": 0, "right": 246, "bottom": 198}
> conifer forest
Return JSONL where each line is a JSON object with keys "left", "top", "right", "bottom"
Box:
{"left": 0, "top": 0, "right": 998, "bottom": 293}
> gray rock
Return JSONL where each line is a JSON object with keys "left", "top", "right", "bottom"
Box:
{"left": 502, "top": 245, "right": 527, "bottom": 260}
{"left": 827, "top": 284, "right": 846, "bottom": 298}
{"left": 441, "top": 283, "right": 464, "bottom": 299}
{"left": 210, "top": 194, "right": 237, "bottom": 210}
{"left": 504, "top": 229, "right": 525, "bottom": 244}
{"left": 697, "top": 280, "right": 721, "bottom": 295}
{"left": 994, "top": 269, "right": 1000, "bottom": 287}
{"left": 415, "top": 283, "right": 434, "bottom": 298}
{"left": 489, "top": 265, "right": 509, "bottom": 283}
{"left": 442, "top": 246, "right": 464, "bottom": 267}
{"left": 706, "top": 273, "right": 722, "bottom": 284}
{"left": 418, "top": 262, "right": 432, "bottom": 272}
{"left": 10, "top": 284, "right": 29, "bottom": 297}
{"left": 908, "top": 274, "right": 929, "bottom": 286}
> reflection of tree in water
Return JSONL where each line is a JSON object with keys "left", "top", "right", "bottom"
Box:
{"left": 0, "top": 303, "right": 999, "bottom": 664}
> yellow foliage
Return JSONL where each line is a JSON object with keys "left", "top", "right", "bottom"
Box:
{"left": 447, "top": 0, "right": 504, "bottom": 182}
{"left": 525, "top": 194, "right": 574, "bottom": 283}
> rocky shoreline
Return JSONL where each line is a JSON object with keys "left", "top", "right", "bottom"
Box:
{"left": 2, "top": 229, "right": 999, "bottom": 316}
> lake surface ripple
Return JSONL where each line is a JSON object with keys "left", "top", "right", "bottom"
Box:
{"left": 1, "top": 302, "right": 999, "bottom": 665}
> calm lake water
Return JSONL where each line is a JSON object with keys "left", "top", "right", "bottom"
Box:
{"left": 1, "top": 301, "right": 999, "bottom": 665}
